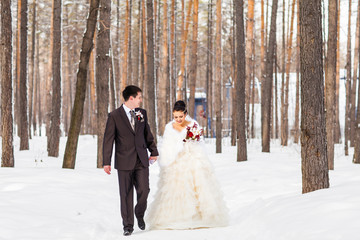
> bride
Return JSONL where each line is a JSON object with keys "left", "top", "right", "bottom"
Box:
{"left": 146, "top": 100, "right": 228, "bottom": 230}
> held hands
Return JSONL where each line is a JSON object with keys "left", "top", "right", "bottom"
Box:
{"left": 104, "top": 165, "right": 111, "bottom": 175}
{"left": 149, "top": 156, "right": 157, "bottom": 165}
{"left": 104, "top": 157, "right": 157, "bottom": 173}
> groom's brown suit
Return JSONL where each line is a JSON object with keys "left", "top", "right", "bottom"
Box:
{"left": 103, "top": 105, "right": 158, "bottom": 231}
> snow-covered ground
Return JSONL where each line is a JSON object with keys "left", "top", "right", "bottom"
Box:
{"left": 1, "top": 135, "right": 359, "bottom": 240}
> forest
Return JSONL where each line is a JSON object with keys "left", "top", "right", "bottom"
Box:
{"left": 0, "top": 0, "right": 358, "bottom": 195}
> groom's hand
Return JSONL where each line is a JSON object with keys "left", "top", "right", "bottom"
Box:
{"left": 104, "top": 165, "right": 111, "bottom": 175}
{"left": 149, "top": 156, "right": 157, "bottom": 164}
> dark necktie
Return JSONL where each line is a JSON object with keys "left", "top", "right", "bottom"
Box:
{"left": 130, "top": 110, "right": 135, "bottom": 130}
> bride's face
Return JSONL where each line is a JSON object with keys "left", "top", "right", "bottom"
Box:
{"left": 173, "top": 111, "right": 186, "bottom": 125}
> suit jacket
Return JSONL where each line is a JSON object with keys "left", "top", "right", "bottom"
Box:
{"left": 102, "top": 105, "right": 159, "bottom": 170}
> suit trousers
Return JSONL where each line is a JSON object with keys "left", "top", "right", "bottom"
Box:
{"left": 117, "top": 158, "right": 150, "bottom": 231}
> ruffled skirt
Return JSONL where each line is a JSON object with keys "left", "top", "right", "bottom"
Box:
{"left": 146, "top": 142, "right": 229, "bottom": 230}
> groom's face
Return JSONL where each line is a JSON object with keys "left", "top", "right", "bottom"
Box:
{"left": 129, "top": 92, "right": 142, "bottom": 108}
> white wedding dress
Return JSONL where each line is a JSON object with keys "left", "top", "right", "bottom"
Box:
{"left": 146, "top": 117, "right": 229, "bottom": 230}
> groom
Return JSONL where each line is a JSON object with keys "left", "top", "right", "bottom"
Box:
{"left": 103, "top": 85, "right": 158, "bottom": 236}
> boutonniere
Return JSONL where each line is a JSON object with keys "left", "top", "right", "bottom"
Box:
{"left": 135, "top": 110, "right": 144, "bottom": 122}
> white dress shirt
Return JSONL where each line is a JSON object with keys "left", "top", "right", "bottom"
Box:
{"left": 122, "top": 104, "right": 135, "bottom": 125}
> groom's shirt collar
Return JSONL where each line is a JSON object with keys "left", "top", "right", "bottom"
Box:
{"left": 122, "top": 104, "right": 135, "bottom": 124}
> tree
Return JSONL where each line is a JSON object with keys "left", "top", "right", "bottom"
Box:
{"left": 48, "top": 0, "right": 62, "bottom": 157}
{"left": 345, "top": 0, "right": 352, "bottom": 156}
{"left": 282, "top": 0, "right": 296, "bottom": 146}
{"left": 96, "top": 0, "right": 111, "bottom": 168}
{"left": 206, "top": 0, "right": 214, "bottom": 138}
{"left": 325, "top": 0, "right": 337, "bottom": 170}
{"left": 177, "top": 0, "right": 193, "bottom": 100}
{"left": 19, "top": 0, "right": 29, "bottom": 150}
{"left": 245, "top": 0, "right": 254, "bottom": 138}
{"left": 62, "top": 0, "right": 100, "bottom": 169}
{"left": 170, "top": 0, "right": 177, "bottom": 118}
{"left": 293, "top": 0, "right": 300, "bottom": 144}
{"left": 261, "top": 0, "right": 278, "bottom": 152}
{"left": 158, "top": 0, "right": 169, "bottom": 136}
{"left": 260, "top": 0, "right": 266, "bottom": 97}
{"left": 231, "top": 0, "right": 236, "bottom": 146}
{"left": 28, "top": 0, "right": 36, "bottom": 139}
{"left": 122, "top": 0, "right": 131, "bottom": 90}
{"left": 146, "top": 0, "right": 157, "bottom": 142}
{"left": 334, "top": 0, "right": 341, "bottom": 144}
{"left": 300, "top": 0, "right": 329, "bottom": 193}
{"left": 188, "top": 0, "right": 199, "bottom": 118}
{"left": 353, "top": 0, "right": 360, "bottom": 164}
{"left": 235, "top": 0, "right": 247, "bottom": 162}
{"left": 280, "top": 0, "right": 285, "bottom": 145}
{"left": 141, "top": 0, "right": 148, "bottom": 110}
{"left": 215, "top": 0, "right": 222, "bottom": 153}
{"left": 351, "top": 7, "right": 360, "bottom": 147}
{"left": 1, "top": 0, "right": 15, "bottom": 167}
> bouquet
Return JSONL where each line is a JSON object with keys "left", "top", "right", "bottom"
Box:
{"left": 183, "top": 122, "right": 204, "bottom": 142}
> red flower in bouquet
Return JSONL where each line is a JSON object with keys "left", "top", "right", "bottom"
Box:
{"left": 183, "top": 123, "right": 203, "bottom": 142}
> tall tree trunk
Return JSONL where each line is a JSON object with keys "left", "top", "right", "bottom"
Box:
{"left": 300, "top": 0, "right": 329, "bottom": 193}
{"left": 63, "top": 4, "right": 70, "bottom": 135}
{"left": 245, "top": 0, "right": 254, "bottom": 139}
{"left": 334, "top": 0, "right": 341, "bottom": 144}
{"left": 231, "top": 0, "right": 236, "bottom": 146}
{"left": 28, "top": 0, "right": 36, "bottom": 139}
{"left": 206, "top": 0, "right": 214, "bottom": 138}
{"left": 133, "top": 0, "right": 141, "bottom": 88}
{"left": 293, "top": 0, "right": 300, "bottom": 144}
{"left": 325, "top": 0, "right": 337, "bottom": 170}
{"left": 109, "top": 44, "right": 116, "bottom": 111}
{"left": 158, "top": 0, "right": 169, "bottom": 136}
{"left": 170, "top": 0, "right": 177, "bottom": 119}
{"left": 251, "top": 38, "right": 256, "bottom": 139}
{"left": 33, "top": 22, "right": 40, "bottom": 136}
{"left": 280, "top": 0, "right": 286, "bottom": 146}
{"left": 260, "top": 0, "right": 266, "bottom": 97}
{"left": 345, "top": 0, "right": 352, "bottom": 156}
{"left": 128, "top": 0, "right": 133, "bottom": 85}
{"left": 15, "top": 0, "right": 21, "bottom": 137}
{"left": 215, "top": 0, "right": 222, "bottom": 153}
{"left": 35, "top": 27, "right": 41, "bottom": 136}
{"left": 282, "top": 0, "right": 296, "bottom": 146}
{"left": 353, "top": 0, "right": 360, "bottom": 164}
{"left": 1, "top": 0, "right": 15, "bottom": 167}
{"left": 274, "top": 44, "right": 278, "bottom": 139}
{"left": 48, "top": 0, "right": 62, "bottom": 157}
{"left": 261, "top": 0, "right": 278, "bottom": 152}
{"left": 89, "top": 34, "right": 96, "bottom": 134}
{"left": 146, "top": 0, "right": 157, "bottom": 142}
{"left": 141, "top": 0, "right": 148, "bottom": 110}
{"left": 96, "top": 0, "right": 111, "bottom": 168}
{"left": 122, "top": 0, "right": 130, "bottom": 90}
{"left": 62, "top": 0, "right": 100, "bottom": 169}
{"left": 188, "top": 0, "right": 199, "bottom": 118}
{"left": 351, "top": 6, "right": 360, "bottom": 147}
{"left": 115, "top": 0, "right": 121, "bottom": 105}
{"left": 19, "top": 0, "right": 29, "bottom": 150}
{"left": 177, "top": 0, "right": 193, "bottom": 100}
{"left": 235, "top": 0, "right": 247, "bottom": 161}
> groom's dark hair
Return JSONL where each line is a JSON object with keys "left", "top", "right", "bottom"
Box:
{"left": 123, "top": 85, "right": 142, "bottom": 101}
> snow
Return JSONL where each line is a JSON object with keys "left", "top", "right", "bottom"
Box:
{"left": 1, "top": 135, "right": 359, "bottom": 240}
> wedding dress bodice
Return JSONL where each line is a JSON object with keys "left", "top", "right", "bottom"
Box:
{"left": 158, "top": 117, "right": 201, "bottom": 168}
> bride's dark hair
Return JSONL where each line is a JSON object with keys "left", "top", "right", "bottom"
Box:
{"left": 173, "top": 100, "right": 188, "bottom": 114}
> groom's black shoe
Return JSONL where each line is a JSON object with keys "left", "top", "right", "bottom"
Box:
{"left": 137, "top": 218, "right": 146, "bottom": 230}
{"left": 123, "top": 229, "right": 133, "bottom": 236}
